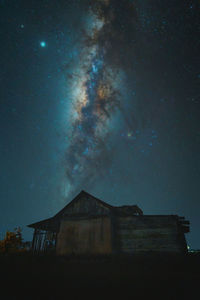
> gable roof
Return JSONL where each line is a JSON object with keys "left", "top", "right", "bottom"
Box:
{"left": 53, "top": 190, "right": 113, "bottom": 219}
{"left": 27, "top": 190, "right": 143, "bottom": 230}
{"left": 27, "top": 190, "right": 114, "bottom": 229}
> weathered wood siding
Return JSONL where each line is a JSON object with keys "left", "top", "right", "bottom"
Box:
{"left": 56, "top": 216, "right": 112, "bottom": 255}
{"left": 28, "top": 191, "right": 189, "bottom": 255}
{"left": 62, "top": 195, "right": 110, "bottom": 217}
{"left": 116, "top": 216, "right": 186, "bottom": 253}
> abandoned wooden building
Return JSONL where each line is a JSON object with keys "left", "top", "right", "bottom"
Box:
{"left": 27, "top": 190, "right": 190, "bottom": 255}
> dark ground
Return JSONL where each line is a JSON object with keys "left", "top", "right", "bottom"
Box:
{"left": 0, "top": 253, "right": 199, "bottom": 299}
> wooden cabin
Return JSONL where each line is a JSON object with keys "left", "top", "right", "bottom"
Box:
{"left": 27, "top": 190, "right": 189, "bottom": 255}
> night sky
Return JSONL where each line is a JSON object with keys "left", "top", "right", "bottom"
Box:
{"left": 0, "top": 0, "right": 200, "bottom": 249}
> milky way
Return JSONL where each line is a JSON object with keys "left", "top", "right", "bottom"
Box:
{"left": 1, "top": 0, "right": 200, "bottom": 247}
{"left": 63, "top": 0, "right": 137, "bottom": 196}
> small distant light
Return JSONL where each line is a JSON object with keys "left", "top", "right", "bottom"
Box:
{"left": 40, "top": 41, "right": 46, "bottom": 48}
{"left": 187, "top": 245, "right": 190, "bottom": 250}
{"left": 127, "top": 132, "right": 132, "bottom": 137}
{"left": 20, "top": 24, "right": 24, "bottom": 29}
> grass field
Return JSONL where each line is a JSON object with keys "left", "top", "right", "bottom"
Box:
{"left": 0, "top": 252, "right": 199, "bottom": 299}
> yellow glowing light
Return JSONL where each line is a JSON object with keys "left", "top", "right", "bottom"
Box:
{"left": 128, "top": 132, "right": 132, "bottom": 137}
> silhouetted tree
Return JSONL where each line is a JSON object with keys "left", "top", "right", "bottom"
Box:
{"left": 0, "top": 227, "right": 28, "bottom": 253}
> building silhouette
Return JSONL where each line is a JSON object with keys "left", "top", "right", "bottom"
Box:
{"left": 28, "top": 190, "right": 189, "bottom": 255}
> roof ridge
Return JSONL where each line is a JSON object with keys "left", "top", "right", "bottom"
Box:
{"left": 53, "top": 190, "right": 113, "bottom": 218}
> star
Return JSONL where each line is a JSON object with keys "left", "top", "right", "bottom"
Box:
{"left": 40, "top": 41, "right": 46, "bottom": 48}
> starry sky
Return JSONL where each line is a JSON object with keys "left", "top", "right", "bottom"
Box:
{"left": 0, "top": 0, "right": 200, "bottom": 248}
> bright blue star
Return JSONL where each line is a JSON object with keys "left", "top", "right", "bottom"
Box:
{"left": 40, "top": 41, "right": 46, "bottom": 48}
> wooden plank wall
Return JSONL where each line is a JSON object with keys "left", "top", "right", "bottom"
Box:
{"left": 56, "top": 216, "right": 112, "bottom": 255}
{"left": 116, "top": 216, "right": 185, "bottom": 253}
{"left": 32, "top": 230, "right": 57, "bottom": 254}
